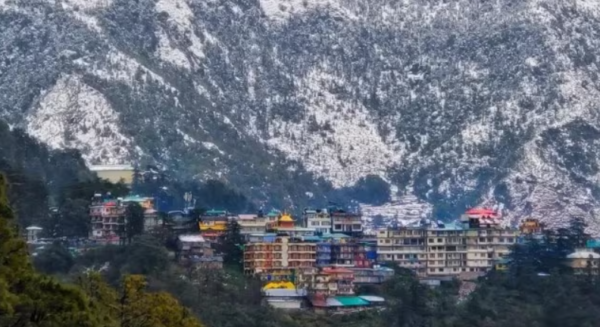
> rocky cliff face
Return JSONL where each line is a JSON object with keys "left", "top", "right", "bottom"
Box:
{"left": 1, "top": 0, "right": 600, "bottom": 231}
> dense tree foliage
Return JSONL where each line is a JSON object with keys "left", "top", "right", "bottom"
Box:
{"left": 340, "top": 175, "right": 391, "bottom": 205}
{"left": 0, "top": 173, "right": 99, "bottom": 326}
{"left": 0, "top": 173, "right": 205, "bottom": 327}
{"left": 124, "top": 202, "right": 145, "bottom": 244}
{"left": 217, "top": 220, "right": 245, "bottom": 268}
{"left": 33, "top": 242, "right": 75, "bottom": 275}
{"left": 132, "top": 166, "right": 256, "bottom": 213}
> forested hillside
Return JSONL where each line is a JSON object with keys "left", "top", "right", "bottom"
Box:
{"left": 0, "top": 0, "right": 599, "bottom": 227}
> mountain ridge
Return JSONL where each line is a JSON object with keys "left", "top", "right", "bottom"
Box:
{"left": 1, "top": 0, "right": 600, "bottom": 231}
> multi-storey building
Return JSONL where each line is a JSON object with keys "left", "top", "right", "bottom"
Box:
{"left": 377, "top": 209, "right": 519, "bottom": 278}
{"left": 199, "top": 209, "right": 230, "bottom": 241}
{"left": 304, "top": 208, "right": 332, "bottom": 234}
{"left": 329, "top": 235, "right": 357, "bottom": 266}
{"left": 329, "top": 207, "right": 363, "bottom": 237}
{"left": 177, "top": 234, "right": 209, "bottom": 263}
{"left": 297, "top": 266, "right": 355, "bottom": 298}
{"left": 238, "top": 213, "right": 277, "bottom": 237}
{"left": 377, "top": 224, "right": 428, "bottom": 276}
{"left": 316, "top": 242, "right": 332, "bottom": 266}
{"left": 354, "top": 240, "right": 378, "bottom": 268}
{"left": 244, "top": 234, "right": 317, "bottom": 282}
{"left": 89, "top": 194, "right": 157, "bottom": 244}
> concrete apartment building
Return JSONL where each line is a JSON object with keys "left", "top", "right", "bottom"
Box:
{"left": 243, "top": 233, "right": 317, "bottom": 281}
{"left": 237, "top": 213, "right": 278, "bottom": 237}
{"left": 377, "top": 208, "right": 518, "bottom": 278}
{"left": 304, "top": 208, "right": 332, "bottom": 234}
{"left": 303, "top": 207, "right": 362, "bottom": 237}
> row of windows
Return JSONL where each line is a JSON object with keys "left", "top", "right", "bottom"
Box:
{"left": 379, "top": 237, "right": 516, "bottom": 244}
{"left": 309, "top": 220, "right": 332, "bottom": 226}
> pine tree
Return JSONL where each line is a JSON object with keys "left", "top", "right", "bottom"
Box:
{"left": 124, "top": 202, "right": 145, "bottom": 244}
{"left": 0, "top": 173, "right": 100, "bottom": 327}
{"left": 218, "top": 220, "right": 245, "bottom": 268}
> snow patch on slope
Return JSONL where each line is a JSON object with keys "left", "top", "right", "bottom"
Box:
{"left": 266, "top": 68, "right": 401, "bottom": 187}
{"left": 499, "top": 139, "right": 600, "bottom": 235}
{"left": 156, "top": 29, "right": 191, "bottom": 69}
{"left": 574, "top": 0, "right": 600, "bottom": 17}
{"left": 361, "top": 194, "right": 433, "bottom": 235}
{"left": 59, "top": 0, "right": 111, "bottom": 32}
{"left": 76, "top": 47, "right": 179, "bottom": 94}
{"left": 154, "top": 0, "right": 205, "bottom": 68}
{"left": 26, "top": 74, "right": 134, "bottom": 165}
{"left": 156, "top": 0, "right": 193, "bottom": 31}
{"left": 259, "top": 0, "right": 356, "bottom": 22}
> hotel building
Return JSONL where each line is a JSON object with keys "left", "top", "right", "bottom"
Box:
{"left": 376, "top": 208, "right": 518, "bottom": 278}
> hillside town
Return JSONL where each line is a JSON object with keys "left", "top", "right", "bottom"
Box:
{"left": 18, "top": 165, "right": 598, "bottom": 315}
{"left": 25, "top": 183, "right": 597, "bottom": 315}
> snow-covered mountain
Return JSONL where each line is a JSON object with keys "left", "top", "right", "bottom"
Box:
{"left": 1, "top": 0, "right": 600, "bottom": 231}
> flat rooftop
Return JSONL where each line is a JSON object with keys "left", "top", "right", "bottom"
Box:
{"left": 89, "top": 164, "right": 134, "bottom": 171}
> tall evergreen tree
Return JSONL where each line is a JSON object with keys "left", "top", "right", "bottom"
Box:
{"left": 218, "top": 220, "right": 245, "bottom": 268}
{"left": 0, "top": 173, "right": 100, "bottom": 326}
{"left": 124, "top": 202, "right": 145, "bottom": 245}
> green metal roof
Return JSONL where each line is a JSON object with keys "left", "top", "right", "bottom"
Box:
{"left": 267, "top": 209, "right": 281, "bottom": 217}
{"left": 122, "top": 195, "right": 151, "bottom": 202}
{"left": 334, "top": 296, "right": 370, "bottom": 307}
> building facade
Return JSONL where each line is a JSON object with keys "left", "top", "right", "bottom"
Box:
{"left": 304, "top": 208, "right": 332, "bottom": 234}
{"left": 89, "top": 194, "right": 158, "bottom": 244}
{"left": 330, "top": 208, "right": 363, "bottom": 237}
{"left": 377, "top": 209, "right": 518, "bottom": 278}
{"left": 199, "top": 209, "right": 230, "bottom": 241}
{"left": 238, "top": 213, "right": 277, "bottom": 237}
{"left": 244, "top": 234, "right": 317, "bottom": 281}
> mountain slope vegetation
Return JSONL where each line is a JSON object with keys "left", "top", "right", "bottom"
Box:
{"left": 0, "top": 0, "right": 599, "bottom": 228}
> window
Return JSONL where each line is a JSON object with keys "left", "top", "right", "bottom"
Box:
{"left": 437, "top": 238, "right": 443, "bottom": 243}
{"left": 429, "top": 238, "right": 434, "bottom": 243}
{"left": 438, "top": 268, "right": 443, "bottom": 272}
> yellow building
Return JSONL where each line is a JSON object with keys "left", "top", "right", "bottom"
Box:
{"left": 89, "top": 165, "right": 135, "bottom": 185}
{"left": 377, "top": 213, "right": 518, "bottom": 278}
{"left": 199, "top": 209, "right": 229, "bottom": 240}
